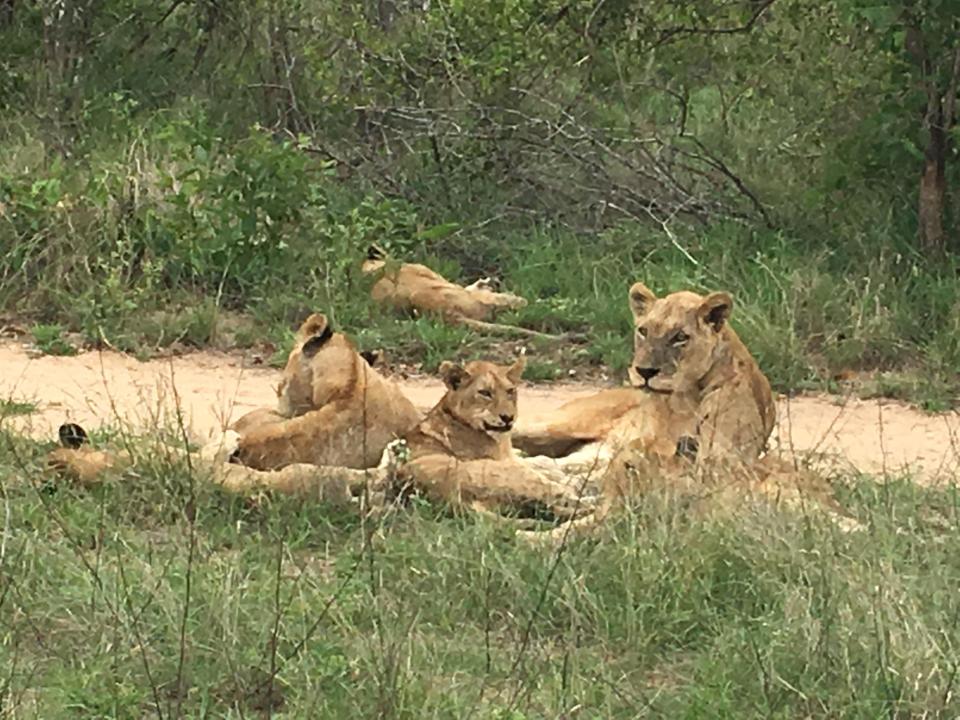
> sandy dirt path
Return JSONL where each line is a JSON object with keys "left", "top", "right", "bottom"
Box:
{"left": 0, "top": 342, "right": 957, "bottom": 483}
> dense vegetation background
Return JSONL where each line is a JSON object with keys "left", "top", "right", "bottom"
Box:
{"left": 1, "top": 0, "right": 959, "bottom": 401}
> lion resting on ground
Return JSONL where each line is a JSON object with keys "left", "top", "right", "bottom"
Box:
{"left": 516, "top": 282, "right": 852, "bottom": 540}
{"left": 362, "top": 245, "right": 527, "bottom": 323}
{"left": 46, "top": 421, "right": 372, "bottom": 505}
{"left": 395, "top": 356, "right": 591, "bottom": 520}
{"left": 513, "top": 283, "right": 775, "bottom": 472}
{"left": 47, "top": 313, "right": 422, "bottom": 494}
{"left": 230, "top": 312, "right": 421, "bottom": 470}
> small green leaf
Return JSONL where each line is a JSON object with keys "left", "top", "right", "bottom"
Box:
{"left": 418, "top": 222, "right": 460, "bottom": 241}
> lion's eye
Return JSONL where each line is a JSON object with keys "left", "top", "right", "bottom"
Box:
{"left": 672, "top": 331, "right": 689, "bottom": 346}
{"left": 636, "top": 326, "right": 648, "bottom": 339}
{"left": 478, "top": 389, "right": 494, "bottom": 399}
{"left": 507, "top": 388, "right": 517, "bottom": 397}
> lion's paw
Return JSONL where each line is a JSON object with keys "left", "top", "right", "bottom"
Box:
{"left": 378, "top": 438, "right": 411, "bottom": 472}
{"left": 200, "top": 430, "right": 242, "bottom": 464}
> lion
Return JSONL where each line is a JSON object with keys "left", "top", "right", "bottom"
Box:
{"left": 46, "top": 313, "right": 422, "bottom": 492}
{"left": 229, "top": 312, "right": 421, "bottom": 470}
{"left": 395, "top": 356, "right": 592, "bottom": 521}
{"left": 515, "top": 283, "right": 852, "bottom": 540}
{"left": 513, "top": 283, "right": 774, "bottom": 470}
{"left": 358, "top": 245, "right": 578, "bottom": 343}
{"left": 46, "top": 421, "right": 370, "bottom": 505}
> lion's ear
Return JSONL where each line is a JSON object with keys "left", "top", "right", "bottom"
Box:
{"left": 298, "top": 313, "right": 329, "bottom": 338}
{"left": 366, "top": 243, "right": 387, "bottom": 261}
{"left": 299, "top": 313, "right": 334, "bottom": 357}
{"left": 359, "top": 349, "right": 384, "bottom": 368}
{"left": 628, "top": 283, "right": 657, "bottom": 321}
{"left": 699, "top": 292, "right": 734, "bottom": 331}
{"left": 439, "top": 361, "right": 470, "bottom": 390}
{"left": 505, "top": 355, "right": 526, "bottom": 384}
{"left": 58, "top": 422, "right": 89, "bottom": 449}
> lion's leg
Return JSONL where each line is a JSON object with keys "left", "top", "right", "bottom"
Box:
{"left": 231, "top": 408, "right": 286, "bottom": 435}
{"left": 213, "top": 462, "right": 384, "bottom": 505}
{"left": 519, "top": 442, "right": 673, "bottom": 545}
{"left": 511, "top": 391, "right": 644, "bottom": 458}
{"left": 465, "top": 502, "right": 554, "bottom": 530}
{"left": 401, "top": 455, "right": 595, "bottom": 521}
{"left": 510, "top": 429, "right": 593, "bottom": 458}
{"left": 233, "top": 404, "right": 375, "bottom": 470}
{"left": 518, "top": 442, "right": 612, "bottom": 478}
{"left": 517, "top": 496, "right": 614, "bottom": 546}
{"left": 463, "top": 278, "right": 498, "bottom": 293}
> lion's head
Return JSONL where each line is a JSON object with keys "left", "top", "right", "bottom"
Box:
{"left": 438, "top": 357, "right": 526, "bottom": 435}
{"left": 276, "top": 313, "right": 370, "bottom": 416}
{"left": 626, "top": 282, "right": 734, "bottom": 395}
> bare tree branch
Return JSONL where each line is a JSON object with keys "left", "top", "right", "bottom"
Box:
{"left": 657, "top": 0, "right": 778, "bottom": 45}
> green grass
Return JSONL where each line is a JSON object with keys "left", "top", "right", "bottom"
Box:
{"left": 8, "top": 203, "right": 959, "bottom": 407}
{"left": 3, "top": 430, "right": 960, "bottom": 717}
{"left": 0, "top": 398, "right": 37, "bottom": 416}
{"left": 29, "top": 324, "right": 77, "bottom": 357}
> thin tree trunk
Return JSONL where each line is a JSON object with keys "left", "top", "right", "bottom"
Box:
{"left": 0, "top": 0, "right": 14, "bottom": 27}
{"left": 905, "top": 23, "right": 959, "bottom": 254}
{"left": 377, "top": 0, "right": 396, "bottom": 30}
{"left": 918, "top": 104, "right": 946, "bottom": 253}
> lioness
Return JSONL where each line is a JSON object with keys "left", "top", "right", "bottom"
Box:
{"left": 47, "top": 421, "right": 370, "bottom": 504}
{"left": 362, "top": 245, "right": 527, "bottom": 323}
{"left": 513, "top": 283, "right": 775, "bottom": 470}
{"left": 519, "top": 282, "right": 851, "bottom": 540}
{"left": 47, "top": 313, "right": 422, "bottom": 487}
{"left": 396, "top": 356, "right": 591, "bottom": 520}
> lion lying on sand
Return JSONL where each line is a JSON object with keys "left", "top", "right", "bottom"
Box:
{"left": 515, "top": 282, "right": 854, "bottom": 540}
{"left": 513, "top": 282, "right": 775, "bottom": 471}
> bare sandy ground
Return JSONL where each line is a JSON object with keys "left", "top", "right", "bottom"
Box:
{"left": 0, "top": 341, "right": 957, "bottom": 483}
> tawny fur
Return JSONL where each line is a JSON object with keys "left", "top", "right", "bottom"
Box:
{"left": 361, "top": 246, "right": 527, "bottom": 322}
{"left": 46, "top": 430, "right": 368, "bottom": 506}
{"left": 45, "top": 313, "right": 422, "bottom": 490}
{"left": 398, "top": 357, "right": 592, "bottom": 520}
{"left": 514, "top": 284, "right": 774, "bottom": 471}
{"left": 518, "top": 282, "right": 852, "bottom": 542}
{"left": 230, "top": 313, "right": 421, "bottom": 470}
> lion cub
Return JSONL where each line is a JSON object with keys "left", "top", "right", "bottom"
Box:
{"left": 397, "top": 356, "right": 590, "bottom": 521}
{"left": 231, "top": 312, "right": 421, "bottom": 470}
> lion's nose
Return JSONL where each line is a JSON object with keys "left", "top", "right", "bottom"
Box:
{"left": 636, "top": 367, "right": 660, "bottom": 381}
{"left": 499, "top": 414, "right": 514, "bottom": 425}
